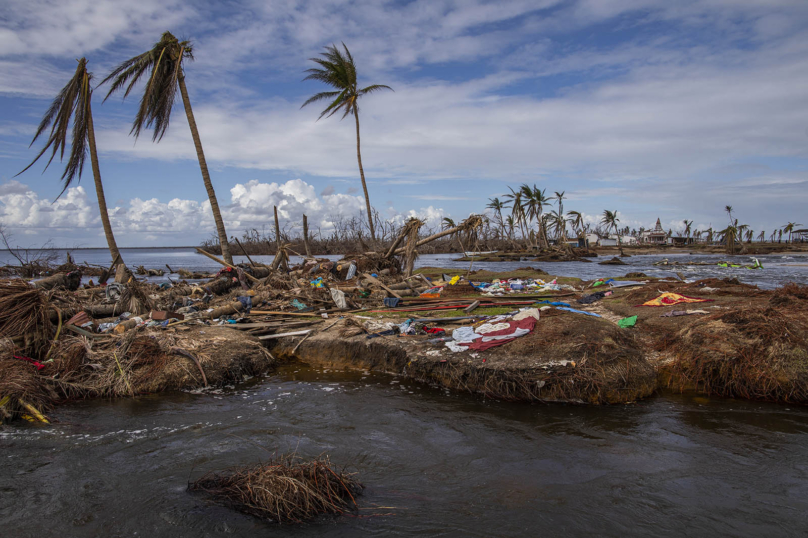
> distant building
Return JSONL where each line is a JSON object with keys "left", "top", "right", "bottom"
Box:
{"left": 793, "top": 229, "right": 808, "bottom": 243}
{"left": 640, "top": 218, "right": 667, "bottom": 245}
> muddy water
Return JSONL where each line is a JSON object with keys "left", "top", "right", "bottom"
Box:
{"left": 3, "top": 365, "right": 808, "bottom": 537}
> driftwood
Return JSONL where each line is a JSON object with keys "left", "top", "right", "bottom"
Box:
{"left": 208, "top": 301, "right": 245, "bottom": 319}
{"left": 195, "top": 248, "right": 260, "bottom": 283}
{"left": 34, "top": 272, "right": 81, "bottom": 292}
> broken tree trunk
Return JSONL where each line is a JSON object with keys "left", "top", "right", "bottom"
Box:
{"left": 303, "top": 214, "right": 312, "bottom": 258}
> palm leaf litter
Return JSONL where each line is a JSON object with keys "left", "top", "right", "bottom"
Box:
{"left": 190, "top": 454, "right": 362, "bottom": 524}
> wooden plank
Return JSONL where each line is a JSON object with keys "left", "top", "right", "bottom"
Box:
{"left": 66, "top": 324, "right": 114, "bottom": 338}
{"left": 362, "top": 272, "right": 402, "bottom": 299}
{"left": 258, "top": 330, "right": 311, "bottom": 340}
{"left": 463, "top": 300, "right": 481, "bottom": 313}
{"left": 231, "top": 321, "right": 323, "bottom": 329}
{"left": 249, "top": 310, "right": 327, "bottom": 317}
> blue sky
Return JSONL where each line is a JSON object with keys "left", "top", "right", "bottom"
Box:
{"left": 1, "top": 0, "right": 807, "bottom": 247}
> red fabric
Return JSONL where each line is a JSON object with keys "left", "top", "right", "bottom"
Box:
{"left": 14, "top": 355, "right": 45, "bottom": 371}
{"left": 424, "top": 327, "right": 445, "bottom": 334}
{"left": 462, "top": 317, "right": 537, "bottom": 351}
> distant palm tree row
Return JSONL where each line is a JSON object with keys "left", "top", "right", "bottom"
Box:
{"left": 18, "top": 34, "right": 391, "bottom": 267}
{"left": 484, "top": 188, "right": 802, "bottom": 252}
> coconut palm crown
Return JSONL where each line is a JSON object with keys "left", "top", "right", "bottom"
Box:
{"left": 101, "top": 31, "right": 233, "bottom": 264}
{"left": 301, "top": 43, "right": 393, "bottom": 243}
{"left": 17, "top": 57, "right": 122, "bottom": 262}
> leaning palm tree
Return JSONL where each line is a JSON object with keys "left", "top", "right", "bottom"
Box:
{"left": 302, "top": 43, "right": 392, "bottom": 243}
{"left": 101, "top": 31, "right": 233, "bottom": 264}
{"left": 567, "top": 210, "right": 584, "bottom": 242}
{"left": 601, "top": 210, "right": 623, "bottom": 255}
{"left": 783, "top": 222, "right": 802, "bottom": 243}
{"left": 17, "top": 58, "right": 123, "bottom": 265}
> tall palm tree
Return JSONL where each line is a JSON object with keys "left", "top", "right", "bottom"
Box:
{"left": 503, "top": 186, "right": 527, "bottom": 245}
{"left": 725, "top": 205, "right": 734, "bottom": 224}
{"left": 102, "top": 31, "right": 233, "bottom": 264}
{"left": 757, "top": 230, "right": 764, "bottom": 243}
{"left": 301, "top": 43, "right": 392, "bottom": 243}
{"left": 17, "top": 58, "right": 122, "bottom": 264}
{"left": 505, "top": 215, "right": 516, "bottom": 241}
{"left": 486, "top": 197, "right": 506, "bottom": 239}
{"left": 546, "top": 209, "right": 567, "bottom": 243}
{"left": 553, "top": 191, "right": 566, "bottom": 240}
{"left": 520, "top": 184, "right": 551, "bottom": 248}
{"left": 601, "top": 210, "right": 623, "bottom": 255}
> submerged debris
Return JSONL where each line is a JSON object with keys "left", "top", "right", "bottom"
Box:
{"left": 189, "top": 454, "right": 362, "bottom": 523}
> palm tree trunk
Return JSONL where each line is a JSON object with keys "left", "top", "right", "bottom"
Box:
{"left": 178, "top": 75, "right": 233, "bottom": 264}
{"left": 354, "top": 110, "right": 376, "bottom": 243}
{"left": 86, "top": 101, "right": 122, "bottom": 264}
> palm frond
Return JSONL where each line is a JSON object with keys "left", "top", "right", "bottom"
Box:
{"left": 101, "top": 31, "right": 192, "bottom": 141}
{"left": 302, "top": 43, "right": 391, "bottom": 121}
{"left": 17, "top": 58, "right": 93, "bottom": 198}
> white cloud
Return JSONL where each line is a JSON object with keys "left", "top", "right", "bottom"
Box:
{"left": 0, "top": 178, "right": 373, "bottom": 245}
{"left": 0, "top": 182, "right": 96, "bottom": 231}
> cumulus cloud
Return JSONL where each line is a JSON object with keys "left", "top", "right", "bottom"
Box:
{"left": 0, "top": 182, "right": 96, "bottom": 232}
{"left": 0, "top": 178, "right": 377, "bottom": 246}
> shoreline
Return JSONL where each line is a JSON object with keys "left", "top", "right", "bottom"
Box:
{"left": 2, "top": 261, "right": 806, "bottom": 426}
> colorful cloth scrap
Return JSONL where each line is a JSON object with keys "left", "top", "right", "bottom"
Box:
{"left": 617, "top": 315, "right": 637, "bottom": 328}
{"left": 638, "top": 293, "right": 714, "bottom": 307}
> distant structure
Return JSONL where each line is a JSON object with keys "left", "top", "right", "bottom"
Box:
{"left": 640, "top": 218, "right": 668, "bottom": 245}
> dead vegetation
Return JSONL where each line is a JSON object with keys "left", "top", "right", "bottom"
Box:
{"left": 660, "top": 296, "right": 808, "bottom": 402}
{"left": 189, "top": 454, "right": 362, "bottom": 523}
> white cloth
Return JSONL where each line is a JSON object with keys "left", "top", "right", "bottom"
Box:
{"left": 513, "top": 308, "right": 540, "bottom": 321}
{"left": 481, "top": 328, "right": 532, "bottom": 342}
{"left": 445, "top": 341, "right": 468, "bottom": 353}
{"left": 476, "top": 322, "right": 510, "bottom": 334}
{"left": 330, "top": 288, "right": 348, "bottom": 309}
{"left": 452, "top": 326, "right": 482, "bottom": 343}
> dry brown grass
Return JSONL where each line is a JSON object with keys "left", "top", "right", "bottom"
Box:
{"left": 662, "top": 306, "right": 808, "bottom": 402}
{"left": 189, "top": 454, "right": 362, "bottom": 523}
{"left": 0, "top": 278, "right": 54, "bottom": 355}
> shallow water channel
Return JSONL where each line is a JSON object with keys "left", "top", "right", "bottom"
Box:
{"left": 3, "top": 364, "right": 808, "bottom": 537}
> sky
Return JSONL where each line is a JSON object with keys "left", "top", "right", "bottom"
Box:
{"left": 0, "top": 0, "right": 807, "bottom": 248}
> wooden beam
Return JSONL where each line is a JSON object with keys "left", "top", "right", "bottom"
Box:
{"left": 362, "top": 272, "right": 402, "bottom": 299}
{"left": 258, "top": 329, "right": 311, "bottom": 340}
